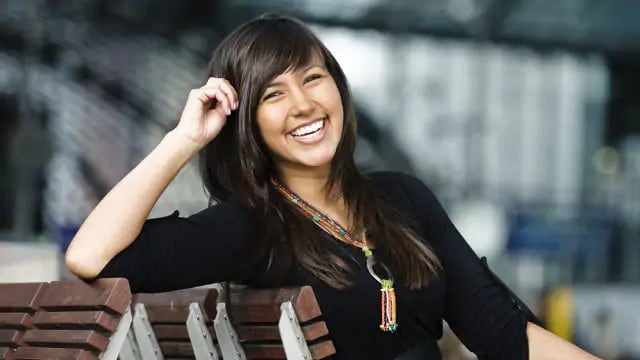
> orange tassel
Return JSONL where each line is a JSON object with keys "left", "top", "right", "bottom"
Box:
{"left": 380, "top": 279, "right": 398, "bottom": 332}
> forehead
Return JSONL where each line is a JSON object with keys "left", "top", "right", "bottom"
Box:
{"left": 272, "top": 54, "right": 325, "bottom": 79}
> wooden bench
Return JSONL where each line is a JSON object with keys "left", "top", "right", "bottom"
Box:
{"left": 0, "top": 278, "right": 133, "bottom": 360}
{"left": 132, "top": 285, "right": 336, "bottom": 360}
{"left": 1, "top": 278, "right": 335, "bottom": 360}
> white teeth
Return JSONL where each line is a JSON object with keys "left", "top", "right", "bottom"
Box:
{"left": 291, "top": 119, "right": 325, "bottom": 137}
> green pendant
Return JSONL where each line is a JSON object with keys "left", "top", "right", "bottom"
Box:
{"left": 362, "top": 246, "right": 373, "bottom": 257}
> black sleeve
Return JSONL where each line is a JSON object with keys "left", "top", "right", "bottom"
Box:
{"left": 397, "top": 173, "right": 542, "bottom": 360}
{"left": 95, "top": 198, "right": 251, "bottom": 293}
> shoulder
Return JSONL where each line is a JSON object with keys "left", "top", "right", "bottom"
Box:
{"left": 366, "top": 171, "right": 434, "bottom": 201}
{"left": 366, "top": 171, "right": 447, "bottom": 224}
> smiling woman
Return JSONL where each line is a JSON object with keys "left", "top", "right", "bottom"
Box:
{"left": 64, "top": 14, "right": 598, "bottom": 360}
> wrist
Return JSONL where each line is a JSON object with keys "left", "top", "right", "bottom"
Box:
{"left": 162, "top": 129, "right": 204, "bottom": 158}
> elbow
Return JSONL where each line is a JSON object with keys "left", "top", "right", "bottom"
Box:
{"left": 64, "top": 244, "right": 103, "bottom": 280}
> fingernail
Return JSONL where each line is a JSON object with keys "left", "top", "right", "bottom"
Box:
{"left": 226, "top": 109, "right": 231, "bottom": 115}
{"left": 234, "top": 101, "right": 239, "bottom": 109}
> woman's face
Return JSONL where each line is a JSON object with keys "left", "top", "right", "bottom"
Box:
{"left": 255, "top": 58, "right": 344, "bottom": 174}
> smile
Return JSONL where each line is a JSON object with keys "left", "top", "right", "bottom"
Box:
{"left": 287, "top": 117, "right": 328, "bottom": 145}
{"left": 290, "top": 118, "right": 326, "bottom": 137}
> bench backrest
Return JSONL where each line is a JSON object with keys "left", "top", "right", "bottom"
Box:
{"left": 134, "top": 288, "right": 219, "bottom": 359}
{"left": 0, "top": 278, "right": 131, "bottom": 360}
{"left": 203, "top": 286, "right": 335, "bottom": 359}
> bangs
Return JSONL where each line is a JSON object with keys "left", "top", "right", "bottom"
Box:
{"left": 242, "top": 18, "right": 326, "bottom": 96}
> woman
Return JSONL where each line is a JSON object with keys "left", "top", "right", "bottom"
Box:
{"left": 66, "top": 14, "right": 598, "bottom": 359}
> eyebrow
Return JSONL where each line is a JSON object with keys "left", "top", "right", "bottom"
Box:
{"left": 264, "top": 64, "right": 325, "bottom": 90}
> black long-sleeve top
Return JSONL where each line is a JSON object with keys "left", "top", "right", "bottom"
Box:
{"left": 96, "top": 171, "right": 539, "bottom": 359}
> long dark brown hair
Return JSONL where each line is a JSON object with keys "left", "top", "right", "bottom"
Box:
{"left": 200, "top": 14, "right": 441, "bottom": 290}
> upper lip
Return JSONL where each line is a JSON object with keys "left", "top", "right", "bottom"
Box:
{"left": 287, "top": 117, "right": 327, "bottom": 134}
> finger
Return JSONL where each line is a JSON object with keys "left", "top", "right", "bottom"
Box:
{"left": 204, "top": 77, "right": 238, "bottom": 110}
{"left": 192, "top": 87, "right": 230, "bottom": 115}
{"left": 218, "top": 79, "right": 239, "bottom": 108}
{"left": 200, "top": 85, "right": 232, "bottom": 115}
{"left": 217, "top": 82, "right": 237, "bottom": 110}
{"left": 191, "top": 87, "right": 220, "bottom": 105}
{"left": 204, "top": 77, "right": 219, "bottom": 86}
{"left": 213, "top": 88, "right": 232, "bottom": 115}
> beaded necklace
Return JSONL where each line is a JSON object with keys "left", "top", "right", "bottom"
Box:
{"left": 270, "top": 176, "right": 398, "bottom": 332}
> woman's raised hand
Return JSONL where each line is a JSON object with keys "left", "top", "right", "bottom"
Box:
{"left": 174, "top": 77, "right": 239, "bottom": 149}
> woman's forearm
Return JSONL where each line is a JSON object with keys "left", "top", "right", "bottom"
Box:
{"left": 527, "top": 322, "right": 601, "bottom": 359}
{"left": 65, "top": 130, "right": 200, "bottom": 279}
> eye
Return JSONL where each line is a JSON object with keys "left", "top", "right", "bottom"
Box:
{"left": 262, "top": 91, "right": 282, "bottom": 102}
{"left": 304, "top": 73, "right": 323, "bottom": 84}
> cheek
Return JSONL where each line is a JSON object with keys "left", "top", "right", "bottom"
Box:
{"left": 256, "top": 107, "right": 287, "bottom": 151}
{"left": 327, "top": 84, "right": 344, "bottom": 120}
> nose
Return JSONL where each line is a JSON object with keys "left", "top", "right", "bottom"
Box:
{"left": 289, "top": 87, "right": 315, "bottom": 116}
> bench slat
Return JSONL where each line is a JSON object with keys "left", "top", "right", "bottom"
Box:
{"left": 237, "top": 321, "right": 328, "bottom": 342}
{"left": 152, "top": 325, "right": 191, "bottom": 341}
{"left": 0, "top": 284, "right": 45, "bottom": 313}
{"left": 159, "top": 340, "right": 194, "bottom": 358}
{"left": 0, "top": 330, "right": 22, "bottom": 347}
{"left": 137, "top": 288, "right": 218, "bottom": 324}
{"left": 0, "top": 314, "right": 32, "bottom": 330}
{"left": 0, "top": 346, "right": 13, "bottom": 360}
{"left": 145, "top": 306, "right": 191, "bottom": 324}
{"left": 243, "top": 343, "right": 285, "bottom": 359}
{"left": 36, "top": 279, "right": 130, "bottom": 315}
{"left": 21, "top": 329, "right": 108, "bottom": 352}
{"left": 226, "top": 287, "right": 321, "bottom": 323}
{"left": 134, "top": 288, "right": 215, "bottom": 307}
{"left": 12, "top": 346, "right": 97, "bottom": 360}
{"left": 244, "top": 340, "right": 335, "bottom": 360}
{"left": 243, "top": 340, "right": 335, "bottom": 359}
{"left": 309, "top": 341, "right": 336, "bottom": 359}
{"left": 31, "top": 311, "right": 119, "bottom": 333}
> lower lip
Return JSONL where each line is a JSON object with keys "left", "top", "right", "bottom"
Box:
{"left": 288, "top": 119, "right": 328, "bottom": 145}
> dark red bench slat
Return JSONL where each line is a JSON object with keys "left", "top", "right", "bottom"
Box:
{"left": 136, "top": 288, "right": 218, "bottom": 324}
{"left": 236, "top": 320, "right": 329, "bottom": 342}
{"left": 152, "top": 325, "right": 191, "bottom": 341}
{"left": 0, "top": 347, "right": 13, "bottom": 360}
{"left": 244, "top": 340, "right": 335, "bottom": 360}
{"left": 36, "top": 279, "right": 130, "bottom": 315}
{"left": 159, "top": 340, "right": 194, "bottom": 358}
{"left": 145, "top": 306, "right": 191, "bottom": 324}
{"left": 12, "top": 346, "right": 97, "bottom": 360}
{"left": 244, "top": 343, "right": 285, "bottom": 359}
{"left": 0, "top": 284, "right": 45, "bottom": 313}
{"left": 30, "top": 310, "right": 120, "bottom": 333}
{"left": 30, "top": 311, "right": 119, "bottom": 333}
{"left": 0, "top": 330, "right": 22, "bottom": 347}
{"left": 309, "top": 341, "right": 337, "bottom": 359}
{"left": 134, "top": 288, "right": 213, "bottom": 307}
{"left": 0, "top": 314, "right": 32, "bottom": 331}
{"left": 21, "top": 329, "right": 109, "bottom": 352}
{"left": 222, "top": 286, "right": 322, "bottom": 324}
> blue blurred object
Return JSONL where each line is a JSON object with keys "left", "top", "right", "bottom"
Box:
{"left": 55, "top": 224, "right": 80, "bottom": 254}
{"left": 507, "top": 207, "right": 617, "bottom": 282}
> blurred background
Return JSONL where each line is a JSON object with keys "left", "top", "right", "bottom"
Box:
{"left": 1, "top": 0, "right": 639, "bottom": 358}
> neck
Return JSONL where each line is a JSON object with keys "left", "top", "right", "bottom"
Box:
{"left": 274, "top": 162, "right": 359, "bottom": 232}
{"left": 276, "top": 163, "right": 338, "bottom": 208}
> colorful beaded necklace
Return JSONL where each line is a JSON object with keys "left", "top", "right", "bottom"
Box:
{"left": 270, "top": 176, "right": 398, "bottom": 332}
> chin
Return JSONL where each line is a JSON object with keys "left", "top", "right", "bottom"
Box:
{"left": 296, "top": 151, "right": 336, "bottom": 168}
